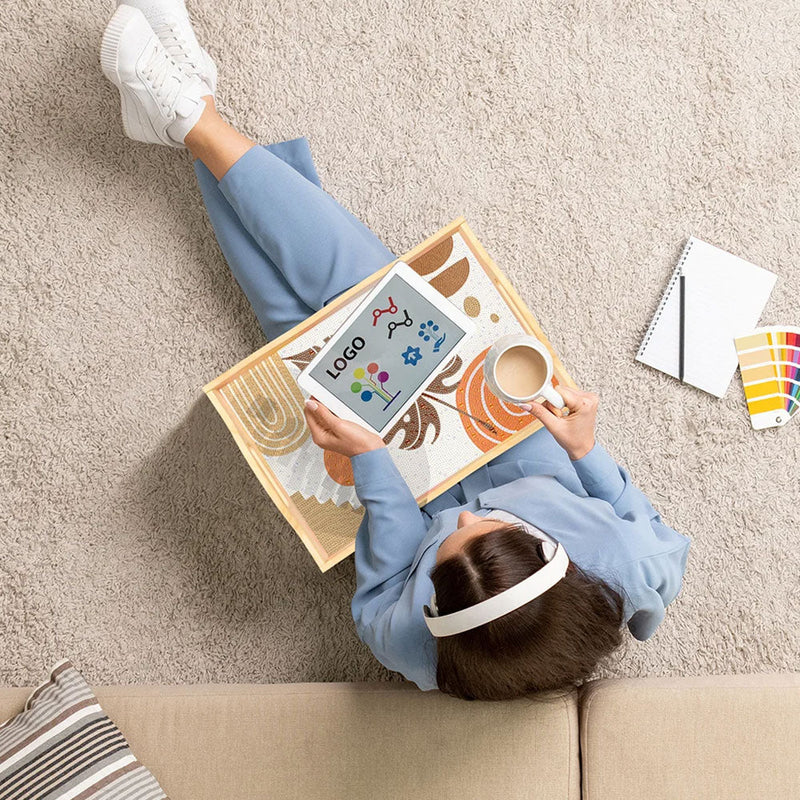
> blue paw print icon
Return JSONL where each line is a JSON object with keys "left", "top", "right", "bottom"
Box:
{"left": 401, "top": 346, "right": 423, "bottom": 366}
{"left": 418, "top": 320, "right": 439, "bottom": 342}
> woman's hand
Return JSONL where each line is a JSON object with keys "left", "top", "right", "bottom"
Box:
{"left": 521, "top": 386, "right": 598, "bottom": 461}
{"left": 303, "top": 399, "right": 386, "bottom": 458}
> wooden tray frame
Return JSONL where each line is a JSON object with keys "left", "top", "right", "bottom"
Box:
{"left": 204, "top": 219, "right": 576, "bottom": 571}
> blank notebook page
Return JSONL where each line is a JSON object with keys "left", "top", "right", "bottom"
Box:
{"left": 636, "top": 237, "right": 777, "bottom": 398}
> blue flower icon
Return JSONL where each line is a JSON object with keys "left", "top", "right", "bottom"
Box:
{"left": 418, "top": 320, "right": 440, "bottom": 342}
{"left": 401, "top": 346, "right": 423, "bottom": 366}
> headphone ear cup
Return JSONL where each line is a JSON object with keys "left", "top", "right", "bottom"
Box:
{"left": 425, "top": 593, "right": 439, "bottom": 617}
{"left": 539, "top": 540, "right": 557, "bottom": 562}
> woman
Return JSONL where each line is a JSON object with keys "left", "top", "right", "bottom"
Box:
{"left": 101, "top": 1, "right": 690, "bottom": 701}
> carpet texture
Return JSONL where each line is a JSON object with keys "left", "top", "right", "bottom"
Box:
{"left": 1, "top": 0, "right": 798, "bottom": 687}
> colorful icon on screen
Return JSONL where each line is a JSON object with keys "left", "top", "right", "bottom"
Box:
{"left": 387, "top": 309, "right": 413, "bottom": 339}
{"left": 351, "top": 362, "right": 401, "bottom": 410}
{"left": 372, "top": 296, "right": 398, "bottom": 326}
{"left": 401, "top": 346, "right": 423, "bottom": 366}
{"left": 418, "top": 320, "right": 440, "bottom": 342}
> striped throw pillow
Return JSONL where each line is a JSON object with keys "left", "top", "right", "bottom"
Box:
{"left": 0, "top": 661, "right": 166, "bottom": 799}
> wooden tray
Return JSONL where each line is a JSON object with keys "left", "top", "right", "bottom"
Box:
{"left": 204, "top": 219, "right": 575, "bottom": 571}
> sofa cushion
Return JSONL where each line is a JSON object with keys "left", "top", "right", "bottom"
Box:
{"left": 1, "top": 682, "right": 579, "bottom": 800}
{"left": 580, "top": 673, "right": 800, "bottom": 800}
{"left": 0, "top": 661, "right": 166, "bottom": 799}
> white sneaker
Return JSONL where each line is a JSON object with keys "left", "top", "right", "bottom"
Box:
{"left": 118, "top": 0, "right": 217, "bottom": 94}
{"left": 100, "top": 4, "right": 208, "bottom": 147}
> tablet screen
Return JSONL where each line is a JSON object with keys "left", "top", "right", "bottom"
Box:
{"left": 308, "top": 273, "right": 468, "bottom": 432}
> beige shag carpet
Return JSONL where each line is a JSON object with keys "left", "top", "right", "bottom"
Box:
{"left": 1, "top": 0, "right": 799, "bottom": 687}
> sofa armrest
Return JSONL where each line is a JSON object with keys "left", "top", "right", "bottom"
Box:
{"left": 579, "top": 673, "right": 800, "bottom": 800}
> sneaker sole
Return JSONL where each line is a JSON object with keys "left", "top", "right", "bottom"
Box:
{"left": 99, "top": 4, "right": 141, "bottom": 83}
{"left": 100, "top": 5, "right": 172, "bottom": 145}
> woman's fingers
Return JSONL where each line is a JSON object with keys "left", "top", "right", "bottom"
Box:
{"left": 523, "top": 386, "right": 598, "bottom": 461}
{"left": 305, "top": 398, "right": 338, "bottom": 428}
{"left": 303, "top": 408, "right": 325, "bottom": 445}
{"left": 524, "top": 401, "right": 564, "bottom": 434}
{"left": 554, "top": 384, "right": 582, "bottom": 408}
{"left": 304, "top": 398, "right": 340, "bottom": 445}
{"left": 554, "top": 385, "right": 598, "bottom": 413}
{"left": 520, "top": 400, "right": 561, "bottom": 419}
{"left": 542, "top": 399, "right": 565, "bottom": 416}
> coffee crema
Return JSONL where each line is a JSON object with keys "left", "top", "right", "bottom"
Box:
{"left": 493, "top": 345, "right": 548, "bottom": 399}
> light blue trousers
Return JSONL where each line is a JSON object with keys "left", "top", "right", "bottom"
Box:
{"left": 194, "top": 138, "right": 395, "bottom": 341}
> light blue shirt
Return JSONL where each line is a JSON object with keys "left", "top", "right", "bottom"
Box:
{"left": 349, "top": 428, "right": 690, "bottom": 691}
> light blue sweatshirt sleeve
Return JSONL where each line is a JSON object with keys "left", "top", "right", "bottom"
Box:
{"left": 570, "top": 443, "right": 690, "bottom": 640}
{"left": 349, "top": 448, "right": 429, "bottom": 648}
{"left": 571, "top": 442, "right": 673, "bottom": 529}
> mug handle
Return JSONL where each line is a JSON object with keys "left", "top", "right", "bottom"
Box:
{"left": 539, "top": 383, "right": 565, "bottom": 409}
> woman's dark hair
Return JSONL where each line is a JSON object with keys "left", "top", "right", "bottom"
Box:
{"left": 430, "top": 524, "right": 625, "bottom": 701}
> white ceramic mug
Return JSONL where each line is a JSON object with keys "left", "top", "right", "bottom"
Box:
{"left": 483, "top": 334, "right": 565, "bottom": 408}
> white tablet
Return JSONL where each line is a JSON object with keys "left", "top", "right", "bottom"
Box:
{"left": 297, "top": 262, "right": 475, "bottom": 436}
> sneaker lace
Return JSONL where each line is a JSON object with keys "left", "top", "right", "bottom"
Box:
{"left": 142, "top": 45, "right": 182, "bottom": 111}
{"left": 153, "top": 20, "right": 201, "bottom": 77}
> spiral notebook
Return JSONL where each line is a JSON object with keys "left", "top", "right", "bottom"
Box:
{"left": 636, "top": 237, "right": 777, "bottom": 398}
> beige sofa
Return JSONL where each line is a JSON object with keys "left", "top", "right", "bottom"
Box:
{"left": 1, "top": 673, "right": 798, "bottom": 799}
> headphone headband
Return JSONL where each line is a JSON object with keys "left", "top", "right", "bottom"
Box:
{"left": 423, "top": 542, "right": 570, "bottom": 638}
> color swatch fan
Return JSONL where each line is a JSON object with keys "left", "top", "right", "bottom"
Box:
{"left": 735, "top": 327, "right": 800, "bottom": 429}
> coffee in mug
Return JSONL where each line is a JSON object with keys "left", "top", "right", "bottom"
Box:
{"left": 493, "top": 345, "right": 549, "bottom": 399}
{"left": 483, "top": 334, "right": 565, "bottom": 408}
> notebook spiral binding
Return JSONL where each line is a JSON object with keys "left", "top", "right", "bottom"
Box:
{"left": 636, "top": 237, "right": 695, "bottom": 359}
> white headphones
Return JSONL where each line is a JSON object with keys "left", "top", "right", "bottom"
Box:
{"left": 423, "top": 536, "right": 570, "bottom": 638}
